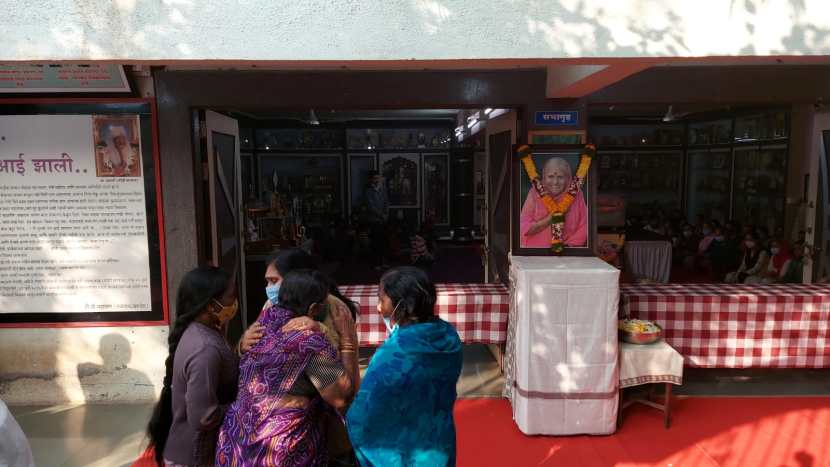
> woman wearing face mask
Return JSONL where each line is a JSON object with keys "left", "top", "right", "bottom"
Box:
{"left": 752, "top": 239, "right": 792, "bottom": 284}
{"left": 781, "top": 242, "right": 806, "bottom": 283}
{"left": 216, "top": 270, "right": 359, "bottom": 466}
{"left": 725, "top": 233, "right": 769, "bottom": 283}
{"left": 697, "top": 222, "right": 716, "bottom": 254}
{"left": 706, "top": 228, "right": 732, "bottom": 281}
{"left": 238, "top": 248, "right": 356, "bottom": 355}
{"left": 676, "top": 223, "right": 700, "bottom": 269}
{"left": 145, "top": 266, "right": 239, "bottom": 467}
{"left": 347, "top": 267, "right": 463, "bottom": 467}
{"left": 237, "top": 248, "right": 312, "bottom": 355}
{"left": 237, "top": 248, "right": 359, "bottom": 464}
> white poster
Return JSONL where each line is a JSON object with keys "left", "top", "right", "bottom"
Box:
{"left": 0, "top": 115, "right": 152, "bottom": 314}
{"left": 0, "top": 64, "right": 130, "bottom": 93}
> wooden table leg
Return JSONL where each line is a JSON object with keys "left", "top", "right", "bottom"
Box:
{"left": 486, "top": 343, "right": 506, "bottom": 374}
{"left": 664, "top": 383, "right": 672, "bottom": 429}
{"left": 500, "top": 343, "right": 506, "bottom": 374}
{"left": 617, "top": 388, "right": 623, "bottom": 428}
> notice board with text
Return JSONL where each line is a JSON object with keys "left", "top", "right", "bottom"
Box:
{"left": 0, "top": 99, "right": 167, "bottom": 326}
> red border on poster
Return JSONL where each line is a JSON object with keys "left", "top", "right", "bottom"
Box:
{"left": 0, "top": 98, "right": 169, "bottom": 328}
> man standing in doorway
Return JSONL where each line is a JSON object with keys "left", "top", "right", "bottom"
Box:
{"left": 365, "top": 170, "right": 389, "bottom": 270}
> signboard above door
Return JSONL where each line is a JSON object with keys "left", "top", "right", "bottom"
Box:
{"left": 0, "top": 64, "right": 130, "bottom": 93}
{"left": 535, "top": 111, "right": 579, "bottom": 126}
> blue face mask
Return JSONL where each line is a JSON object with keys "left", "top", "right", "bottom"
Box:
{"left": 265, "top": 283, "right": 280, "bottom": 304}
{"left": 384, "top": 301, "right": 401, "bottom": 334}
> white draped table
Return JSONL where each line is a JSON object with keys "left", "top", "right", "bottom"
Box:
{"left": 504, "top": 256, "right": 620, "bottom": 435}
{"left": 618, "top": 340, "right": 684, "bottom": 428}
{"left": 624, "top": 240, "right": 672, "bottom": 283}
{"left": 619, "top": 340, "right": 684, "bottom": 389}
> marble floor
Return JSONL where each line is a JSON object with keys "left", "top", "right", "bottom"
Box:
{"left": 10, "top": 344, "right": 504, "bottom": 467}
{"left": 9, "top": 345, "right": 828, "bottom": 467}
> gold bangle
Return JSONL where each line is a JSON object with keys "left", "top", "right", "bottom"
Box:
{"left": 340, "top": 349, "right": 357, "bottom": 354}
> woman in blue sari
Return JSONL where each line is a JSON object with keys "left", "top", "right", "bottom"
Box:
{"left": 346, "top": 267, "right": 463, "bottom": 466}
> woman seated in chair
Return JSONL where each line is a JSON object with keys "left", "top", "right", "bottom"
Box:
{"left": 756, "top": 239, "right": 793, "bottom": 284}
{"left": 725, "top": 233, "right": 769, "bottom": 284}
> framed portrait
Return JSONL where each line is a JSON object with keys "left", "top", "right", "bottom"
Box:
{"left": 380, "top": 152, "right": 419, "bottom": 207}
{"left": 92, "top": 115, "right": 142, "bottom": 177}
{"left": 528, "top": 130, "right": 586, "bottom": 145}
{"left": 422, "top": 152, "right": 450, "bottom": 224}
{"left": 511, "top": 144, "right": 596, "bottom": 256}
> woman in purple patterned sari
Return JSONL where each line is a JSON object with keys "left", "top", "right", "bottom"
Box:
{"left": 216, "top": 270, "right": 359, "bottom": 467}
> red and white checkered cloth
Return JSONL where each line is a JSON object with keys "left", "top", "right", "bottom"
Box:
{"left": 621, "top": 283, "right": 830, "bottom": 368}
{"left": 340, "top": 283, "right": 509, "bottom": 346}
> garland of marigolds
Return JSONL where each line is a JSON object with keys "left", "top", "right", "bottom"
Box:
{"left": 519, "top": 144, "right": 595, "bottom": 254}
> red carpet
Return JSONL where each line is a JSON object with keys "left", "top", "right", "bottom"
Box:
{"left": 455, "top": 397, "right": 830, "bottom": 467}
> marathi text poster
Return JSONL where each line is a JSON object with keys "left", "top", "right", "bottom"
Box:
{"left": 0, "top": 64, "right": 130, "bottom": 93}
{"left": 0, "top": 115, "right": 152, "bottom": 314}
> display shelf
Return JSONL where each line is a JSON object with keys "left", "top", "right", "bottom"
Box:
{"left": 595, "top": 145, "right": 684, "bottom": 151}
{"left": 256, "top": 128, "right": 345, "bottom": 150}
{"left": 734, "top": 112, "right": 788, "bottom": 141}
{"left": 592, "top": 123, "right": 685, "bottom": 147}
{"left": 596, "top": 148, "right": 683, "bottom": 225}
{"left": 734, "top": 137, "right": 790, "bottom": 144}
{"left": 594, "top": 110, "right": 790, "bottom": 229}
{"left": 255, "top": 153, "right": 344, "bottom": 241}
{"left": 686, "top": 143, "right": 734, "bottom": 151}
{"left": 347, "top": 128, "right": 451, "bottom": 150}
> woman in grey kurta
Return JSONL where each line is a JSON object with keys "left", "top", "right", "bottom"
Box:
{"left": 145, "top": 266, "right": 240, "bottom": 467}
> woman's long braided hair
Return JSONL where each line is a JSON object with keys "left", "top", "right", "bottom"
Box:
{"left": 146, "top": 265, "right": 230, "bottom": 465}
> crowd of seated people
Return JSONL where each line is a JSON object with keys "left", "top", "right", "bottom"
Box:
{"left": 624, "top": 212, "right": 807, "bottom": 284}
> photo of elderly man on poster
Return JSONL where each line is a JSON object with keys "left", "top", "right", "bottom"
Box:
{"left": 519, "top": 154, "right": 588, "bottom": 248}
{"left": 93, "top": 115, "right": 142, "bottom": 177}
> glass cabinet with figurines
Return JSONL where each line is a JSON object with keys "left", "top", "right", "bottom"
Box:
{"left": 684, "top": 111, "right": 789, "bottom": 232}
{"left": 593, "top": 124, "right": 684, "bottom": 147}
{"left": 256, "top": 128, "right": 345, "bottom": 151}
{"left": 685, "top": 148, "right": 732, "bottom": 223}
{"left": 593, "top": 109, "right": 790, "bottom": 232}
{"left": 732, "top": 144, "right": 787, "bottom": 232}
{"left": 346, "top": 128, "right": 451, "bottom": 151}
{"left": 257, "top": 154, "right": 343, "bottom": 231}
{"left": 240, "top": 124, "right": 454, "bottom": 249}
{"left": 688, "top": 119, "right": 731, "bottom": 145}
{"left": 734, "top": 112, "right": 789, "bottom": 142}
{"left": 596, "top": 150, "right": 684, "bottom": 224}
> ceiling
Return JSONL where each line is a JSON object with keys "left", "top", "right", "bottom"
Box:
{"left": 227, "top": 108, "right": 462, "bottom": 123}
{"left": 588, "top": 103, "right": 733, "bottom": 118}
{"left": 586, "top": 65, "right": 830, "bottom": 105}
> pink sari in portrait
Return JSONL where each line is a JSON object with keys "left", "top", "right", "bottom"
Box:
{"left": 520, "top": 187, "right": 588, "bottom": 248}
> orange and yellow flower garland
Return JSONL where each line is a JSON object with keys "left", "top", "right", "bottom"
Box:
{"left": 519, "top": 144, "right": 595, "bottom": 254}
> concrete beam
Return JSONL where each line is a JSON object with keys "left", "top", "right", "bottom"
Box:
{"left": 546, "top": 62, "right": 656, "bottom": 98}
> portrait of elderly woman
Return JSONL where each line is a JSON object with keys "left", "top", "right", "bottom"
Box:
{"left": 519, "top": 153, "right": 589, "bottom": 249}
{"left": 93, "top": 115, "right": 142, "bottom": 177}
